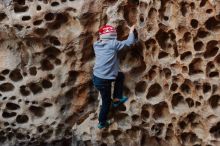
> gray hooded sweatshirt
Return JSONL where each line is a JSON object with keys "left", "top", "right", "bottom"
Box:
{"left": 93, "top": 32, "right": 136, "bottom": 79}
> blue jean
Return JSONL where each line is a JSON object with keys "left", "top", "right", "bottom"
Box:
{"left": 92, "top": 72, "right": 124, "bottom": 125}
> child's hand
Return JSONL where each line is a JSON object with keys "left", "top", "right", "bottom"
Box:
{"left": 129, "top": 25, "right": 135, "bottom": 33}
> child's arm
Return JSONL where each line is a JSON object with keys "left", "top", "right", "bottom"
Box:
{"left": 114, "top": 25, "right": 137, "bottom": 51}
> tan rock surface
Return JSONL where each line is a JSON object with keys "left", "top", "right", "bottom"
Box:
{"left": 0, "top": 0, "right": 219, "bottom": 146}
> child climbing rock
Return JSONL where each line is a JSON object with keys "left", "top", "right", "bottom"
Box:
{"left": 92, "top": 24, "right": 137, "bottom": 129}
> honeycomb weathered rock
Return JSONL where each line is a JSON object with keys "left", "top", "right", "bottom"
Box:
{"left": 0, "top": 0, "right": 219, "bottom": 146}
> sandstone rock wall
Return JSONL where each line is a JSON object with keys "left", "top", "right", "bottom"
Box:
{"left": 0, "top": 0, "right": 219, "bottom": 146}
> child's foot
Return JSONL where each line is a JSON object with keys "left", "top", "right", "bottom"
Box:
{"left": 112, "top": 96, "right": 128, "bottom": 108}
{"left": 97, "top": 120, "right": 111, "bottom": 129}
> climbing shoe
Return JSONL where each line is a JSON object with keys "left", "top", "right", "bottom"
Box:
{"left": 112, "top": 96, "right": 128, "bottom": 108}
{"left": 97, "top": 120, "right": 111, "bottom": 129}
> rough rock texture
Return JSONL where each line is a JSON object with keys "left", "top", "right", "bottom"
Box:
{"left": 0, "top": 0, "right": 219, "bottom": 146}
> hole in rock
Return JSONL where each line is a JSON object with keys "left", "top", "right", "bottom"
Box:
{"left": 22, "top": 16, "right": 31, "bottom": 21}
{"left": 14, "top": 0, "right": 25, "bottom": 5}
{"left": 179, "top": 121, "right": 187, "bottom": 129}
{"left": 55, "top": 58, "right": 61, "bottom": 65}
{"left": 180, "top": 80, "right": 191, "bottom": 94}
{"left": 16, "top": 133, "right": 25, "bottom": 140}
{"left": 180, "top": 2, "right": 188, "bottom": 16}
{"left": 41, "top": 59, "right": 54, "bottom": 71}
{"left": 189, "top": 58, "right": 203, "bottom": 75}
{"left": 29, "top": 67, "right": 37, "bottom": 76}
{"left": 2, "top": 69, "right": 10, "bottom": 75}
{"left": 182, "top": 66, "right": 188, "bottom": 73}
{"left": 48, "top": 74, "right": 55, "bottom": 80}
{"left": 145, "top": 38, "right": 156, "bottom": 49}
{"left": 47, "top": 13, "right": 68, "bottom": 30}
{"left": 4, "top": 122, "right": 9, "bottom": 126}
{"left": 29, "top": 106, "right": 45, "bottom": 117}
{"left": 185, "top": 98, "right": 194, "bottom": 107}
{"left": 180, "top": 51, "right": 192, "bottom": 61}
{"left": 6, "top": 102, "right": 20, "bottom": 110}
{"left": 14, "top": 24, "right": 23, "bottom": 31}
{"left": 190, "top": 2, "right": 195, "bottom": 9}
{"left": 163, "top": 68, "right": 171, "bottom": 79}
{"left": 41, "top": 79, "right": 52, "bottom": 89}
{"left": 153, "top": 102, "right": 168, "bottom": 119}
{"left": 170, "top": 83, "right": 178, "bottom": 91}
{"left": 187, "top": 112, "right": 198, "bottom": 123}
{"left": 164, "top": 16, "right": 169, "bottom": 21}
{"left": 209, "top": 72, "right": 219, "bottom": 78}
{"left": 132, "top": 115, "right": 140, "bottom": 121}
{"left": 14, "top": 5, "right": 28, "bottom": 13}
{"left": 51, "top": 2, "right": 59, "bottom": 6}
{"left": 158, "top": 51, "right": 169, "bottom": 59}
{"left": 0, "top": 13, "right": 6, "bottom": 21}
{"left": 128, "top": 0, "right": 139, "bottom": 5}
{"left": 129, "top": 61, "right": 146, "bottom": 76}
{"left": 34, "top": 28, "right": 47, "bottom": 36}
{"left": 111, "top": 130, "right": 122, "bottom": 138}
{"left": 208, "top": 95, "right": 220, "bottom": 108}
{"left": 181, "top": 132, "right": 198, "bottom": 144}
{"left": 2, "top": 111, "right": 16, "bottom": 118}
{"left": 36, "top": 5, "right": 41, "bottom": 11}
{"left": 206, "top": 9, "right": 212, "bottom": 14}
{"left": 196, "top": 101, "right": 201, "bottom": 107}
{"left": 191, "top": 19, "right": 198, "bottom": 28}
{"left": 200, "top": 0, "right": 207, "bottom": 7}
{"left": 44, "top": 13, "right": 55, "bottom": 21}
{"left": 33, "top": 20, "right": 43, "bottom": 25}
{"left": 196, "top": 28, "right": 209, "bottom": 38}
{"left": 135, "top": 81, "right": 147, "bottom": 95}
{"left": 42, "top": 102, "right": 53, "bottom": 107}
{"left": 151, "top": 123, "right": 164, "bottom": 136}
{"left": 204, "top": 47, "right": 218, "bottom": 58}
{"left": 194, "top": 41, "right": 204, "bottom": 51}
{"left": 140, "top": 15, "right": 144, "bottom": 23}
{"left": 116, "top": 104, "right": 127, "bottom": 112}
{"left": 0, "top": 136, "right": 6, "bottom": 143}
{"left": 205, "top": 17, "right": 220, "bottom": 30}
{"left": 9, "top": 96, "right": 16, "bottom": 100}
{"left": 37, "top": 125, "right": 44, "bottom": 133}
{"left": 146, "top": 83, "right": 162, "bottom": 99}
{"left": 20, "top": 85, "right": 30, "bottom": 96}
{"left": 49, "top": 36, "right": 61, "bottom": 46}
{"left": 44, "top": 46, "right": 61, "bottom": 57}
{"left": 215, "top": 53, "right": 220, "bottom": 64}
{"left": 28, "top": 82, "right": 42, "bottom": 94}
{"left": 25, "top": 100, "right": 30, "bottom": 105}
{"left": 183, "top": 32, "right": 191, "bottom": 42}
{"left": 114, "top": 113, "right": 128, "bottom": 121}
{"left": 155, "top": 29, "right": 169, "bottom": 50}
{"left": 171, "top": 93, "right": 184, "bottom": 107}
{"left": 16, "top": 115, "right": 29, "bottom": 124}
{"left": 42, "top": 129, "right": 54, "bottom": 139}
{"left": 68, "top": 71, "right": 78, "bottom": 83}
{"left": 210, "top": 122, "right": 220, "bottom": 138}
{"left": 204, "top": 40, "right": 218, "bottom": 58}
{"left": 0, "top": 75, "right": 5, "bottom": 81}
{"left": 81, "top": 35, "right": 94, "bottom": 63}
{"left": 0, "top": 83, "right": 14, "bottom": 92}
{"left": 9, "top": 69, "right": 23, "bottom": 82}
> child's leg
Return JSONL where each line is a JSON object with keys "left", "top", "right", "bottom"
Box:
{"left": 93, "top": 75, "right": 112, "bottom": 125}
{"left": 113, "top": 72, "right": 124, "bottom": 100}
{"left": 98, "top": 84, "right": 112, "bottom": 125}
